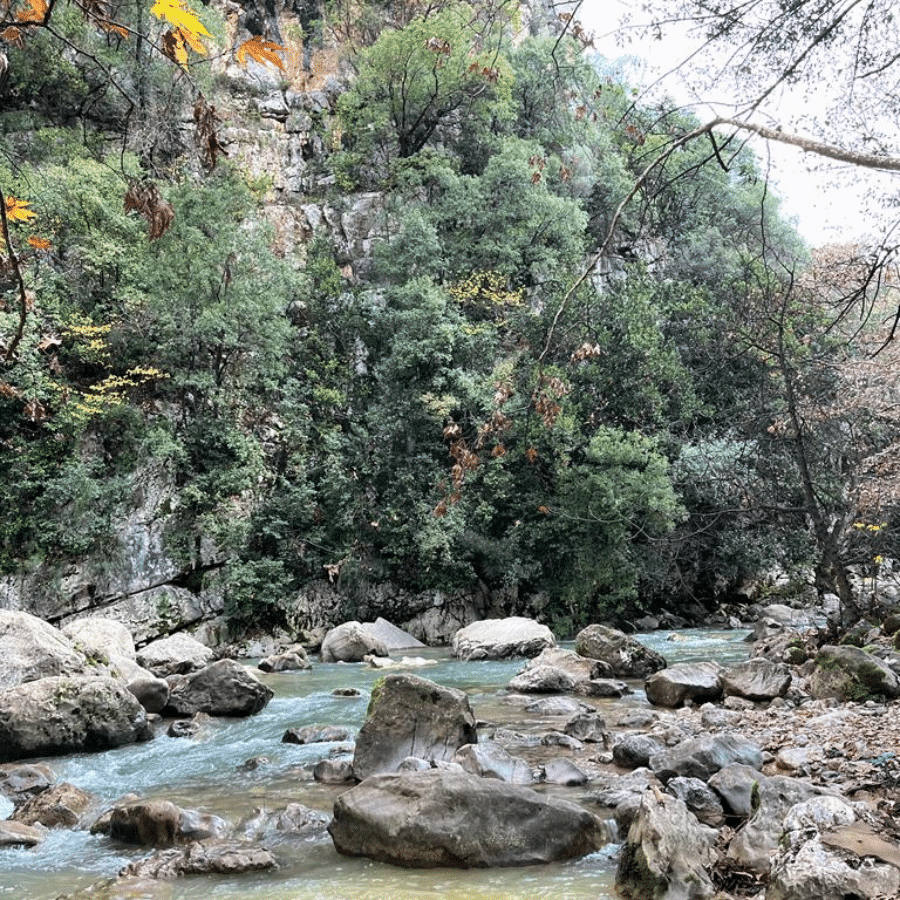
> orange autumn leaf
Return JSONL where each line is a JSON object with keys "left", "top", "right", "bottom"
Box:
{"left": 27, "top": 235, "right": 51, "bottom": 249}
{"left": 4, "top": 196, "right": 36, "bottom": 222}
{"left": 1, "top": 26, "right": 22, "bottom": 41}
{"left": 235, "top": 35, "right": 285, "bottom": 71}
{"left": 16, "top": 0, "right": 47, "bottom": 23}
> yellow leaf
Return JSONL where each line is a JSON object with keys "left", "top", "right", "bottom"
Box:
{"left": 177, "top": 24, "right": 206, "bottom": 53}
{"left": 161, "top": 28, "right": 188, "bottom": 67}
{"left": 150, "top": 0, "right": 209, "bottom": 42}
{"left": 4, "top": 196, "right": 36, "bottom": 222}
{"left": 16, "top": 0, "right": 47, "bottom": 23}
{"left": 235, "top": 35, "right": 285, "bottom": 71}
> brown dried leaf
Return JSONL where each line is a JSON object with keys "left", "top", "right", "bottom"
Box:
{"left": 123, "top": 182, "right": 174, "bottom": 240}
{"left": 193, "top": 97, "right": 228, "bottom": 171}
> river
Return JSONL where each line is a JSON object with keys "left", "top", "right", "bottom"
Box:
{"left": 0, "top": 629, "right": 751, "bottom": 900}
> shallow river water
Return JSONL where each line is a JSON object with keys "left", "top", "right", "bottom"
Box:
{"left": 0, "top": 629, "right": 752, "bottom": 900}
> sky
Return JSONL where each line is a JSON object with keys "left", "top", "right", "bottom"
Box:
{"left": 576, "top": 0, "right": 892, "bottom": 247}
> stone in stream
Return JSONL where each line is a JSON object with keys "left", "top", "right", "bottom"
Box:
{"left": 0, "top": 762, "right": 56, "bottom": 804}
{"left": 282, "top": 724, "right": 353, "bottom": 745}
{"left": 163, "top": 659, "right": 273, "bottom": 717}
{"left": 320, "top": 621, "right": 388, "bottom": 663}
{"left": 722, "top": 656, "right": 792, "bottom": 701}
{"left": 352, "top": 673, "right": 477, "bottom": 780}
{"left": 258, "top": 645, "right": 311, "bottom": 672}
{"left": 452, "top": 617, "right": 556, "bottom": 661}
{"left": 329, "top": 768, "right": 611, "bottom": 867}
{"left": 574, "top": 624, "right": 667, "bottom": 678}
{"left": 120, "top": 840, "right": 277, "bottom": 878}
{"left": 454, "top": 741, "right": 534, "bottom": 785}
{"left": 0, "top": 676, "right": 151, "bottom": 762}
{"left": 11, "top": 781, "right": 93, "bottom": 828}
{"left": 0, "top": 819, "right": 44, "bottom": 847}
{"left": 645, "top": 661, "right": 724, "bottom": 708}
{"left": 99, "top": 799, "right": 230, "bottom": 847}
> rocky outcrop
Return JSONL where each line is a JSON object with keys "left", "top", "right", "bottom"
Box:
{"left": 0, "top": 676, "right": 150, "bottom": 762}
{"left": 574, "top": 624, "right": 666, "bottom": 677}
{"left": 352, "top": 673, "right": 477, "bottom": 780}
{"left": 320, "top": 621, "right": 389, "bottom": 662}
{"left": 645, "top": 661, "right": 723, "bottom": 707}
{"left": 329, "top": 768, "right": 611, "bottom": 867}
{"left": 163, "top": 659, "right": 273, "bottom": 717}
{"left": 452, "top": 617, "right": 555, "bottom": 660}
{"left": 0, "top": 610, "right": 87, "bottom": 690}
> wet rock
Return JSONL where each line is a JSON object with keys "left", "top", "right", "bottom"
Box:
{"left": 507, "top": 664, "right": 575, "bottom": 693}
{"left": 454, "top": 741, "right": 534, "bottom": 784}
{"left": 352, "top": 674, "right": 477, "bottom": 780}
{"left": 616, "top": 790, "right": 716, "bottom": 900}
{"left": 120, "top": 840, "right": 277, "bottom": 878}
{"left": 359, "top": 617, "right": 426, "bottom": 651}
{"left": 0, "top": 762, "right": 55, "bottom": 804}
{"left": 0, "top": 819, "right": 44, "bottom": 847}
{"left": 613, "top": 734, "right": 667, "bottom": 770}
{"left": 574, "top": 624, "right": 666, "bottom": 678}
{"left": 523, "top": 696, "right": 589, "bottom": 716}
{"left": 452, "top": 617, "right": 556, "bottom": 661}
{"left": 282, "top": 724, "right": 353, "bottom": 745}
{"left": 163, "top": 659, "right": 273, "bottom": 717}
{"left": 666, "top": 776, "right": 725, "bottom": 827}
{"left": 645, "top": 661, "right": 723, "bottom": 708}
{"left": 126, "top": 676, "right": 169, "bottom": 714}
{"left": 0, "top": 676, "right": 150, "bottom": 762}
{"left": 313, "top": 757, "right": 355, "bottom": 784}
{"left": 573, "top": 678, "right": 630, "bottom": 697}
{"left": 722, "top": 657, "right": 792, "bottom": 701}
{"left": 103, "top": 799, "right": 230, "bottom": 847}
{"left": 257, "top": 646, "right": 311, "bottom": 672}
{"left": 0, "top": 610, "right": 87, "bottom": 690}
{"left": 541, "top": 758, "right": 588, "bottom": 786}
{"left": 320, "top": 621, "right": 389, "bottom": 663}
{"left": 11, "top": 782, "right": 93, "bottom": 828}
{"left": 808, "top": 644, "right": 900, "bottom": 701}
{"left": 238, "top": 803, "right": 329, "bottom": 839}
{"left": 329, "top": 768, "right": 611, "bottom": 867}
{"left": 136, "top": 633, "right": 214, "bottom": 678}
{"left": 649, "top": 733, "right": 763, "bottom": 783}
{"left": 332, "top": 687, "right": 362, "bottom": 697}
{"left": 707, "top": 763, "right": 767, "bottom": 817}
{"left": 564, "top": 712, "right": 610, "bottom": 744}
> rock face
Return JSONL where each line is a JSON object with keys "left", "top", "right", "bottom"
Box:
{"left": 163, "top": 659, "right": 273, "bottom": 717}
{"left": 722, "top": 657, "right": 792, "bottom": 701}
{"left": 0, "top": 676, "right": 150, "bottom": 762}
{"left": 808, "top": 644, "right": 900, "bottom": 701}
{"left": 137, "top": 633, "right": 215, "bottom": 678}
{"left": 0, "top": 610, "right": 87, "bottom": 690}
{"left": 645, "top": 661, "right": 723, "bottom": 708}
{"left": 352, "top": 674, "right": 477, "bottom": 780}
{"left": 329, "top": 768, "right": 611, "bottom": 867}
{"left": 574, "top": 625, "right": 666, "bottom": 677}
{"left": 320, "top": 621, "right": 389, "bottom": 663}
{"left": 616, "top": 790, "right": 716, "bottom": 900}
{"left": 452, "top": 617, "right": 555, "bottom": 661}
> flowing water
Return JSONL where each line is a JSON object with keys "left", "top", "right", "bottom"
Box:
{"left": 0, "top": 629, "right": 751, "bottom": 900}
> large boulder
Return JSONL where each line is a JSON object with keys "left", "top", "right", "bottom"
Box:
{"left": 359, "top": 618, "right": 426, "bottom": 651}
{"left": 452, "top": 617, "right": 555, "bottom": 661}
{"left": 137, "top": 633, "right": 214, "bottom": 678}
{"left": 649, "top": 733, "right": 763, "bottom": 784}
{"left": 574, "top": 624, "right": 666, "bottom": 678}
{"left": 163, "top": 660, "right": 273, "bottom": 717}
{"left": 616, "top": 790, "right": 716, "bottom": 900}
{"left": 329, "top": 768, "right": 611, "bottom": 867}
{"left": 0, "top": 610, "right": 86, "bottom": 690}
{"left": 454, "top": 741, "right": 534, "bottom": 784}
{"left": 808, "top": 644, "right": 900, "bottom": 701}
{"left": 645, "top": 661, "right": 723, "bottom": 708}
{"left": 507, "top": 646, "right": 629, "bottom": 696}
{"left": 257, "top": 646, "right": 311, "bottom": 672}
{"left": 0, "top": 676, "right": 150, "bottom": 762}
{"left": 320, "top": 621, "right": 388, "bottom": 663}
{"left": 722, "top": 657, "right": 792, "bottom": 701}
{"left": 352, "top": 674, "right": 477, "bottom": 780}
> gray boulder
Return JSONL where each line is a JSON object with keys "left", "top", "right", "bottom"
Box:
{"left": 707, "top": 763, "right": 767, "bottom": 817}
{"left": 103, "top": 799, "right": 230, "bottom": 847}
{"left": 0, "top": 819, "right": 44, "bottom": 847}
{"left": 0, "top": 610, "right": 86, "bottom": 690}
{"left": 282, "top": 724, "right": 353, "bottom": 745}
{"left": 352, "top": 674, "right": 477, "bottom": 780}
{"left": 238, "top": 803, "right": 330, "bottom": 840}
{"left": 616, "top": 790, "right": 715, "bottom": 900}
{"left": 329, "top": 768, "right": 611, "bottom": 867}
{"left": 0, "top": 676, "right": 150, "bottom": 762}
{"left": 452, "top": 617, "right": 555, "bottom": 661}
{"left": 121, "top": 840, "right": 277, "bottom": 878}
{"left": 589, "top": 768, "right": 663, "bottom": 833}
{"left": 541, "top": 758, "right": 588, "bottom": 786}
{"left": 60, "top": 617, "right": 146, "bottom": 682}
{"left": 722, "top": 657, "right": 792, "bottom": 701}
{"left": 650, "top": 733, "right": 763, "bottom": 783}
{"left": 360, "top": 618, "right": 426, "bottom": 651}
{"left": 574, "top": 624, "right": 666, "bottom": 678}
{"left": 507, "top": 664, "right": 575, "bottom": 693}
{"left": 320, "top": 621, "right": 389, "bottom": 663}
{"left": 666, "top": 776, "right": 725, "bottom": 827}
{"left": 126, "top": 676, "right": 169, "bottom": 714}
{"left": 808, "top": 644, "right": 900, "bottom": 701}
{"left": 163, "top": 660, "right": 273, "bottom": 717}
{"left": 258, "top": 646, "right": 311, "bottom": 672}
{"left": 313, "top": 757, "right": 355, "bottom": 784}
{"left": 0, "top": 762, "right": 55, "bottom": 804}
{"left": 613, "top": 734, "right": 667, "bottom": 770}
{"left": 137, "top": 633, "right": 214, "bottom": 678}
{"left": 645, "top": 661, "right": 723, "bottom": 708}
{"left": 564, "top": 712, "right": 610, "bottom": 744}
{"left": 454, "top": 741, "right": 534, "bottom": 785}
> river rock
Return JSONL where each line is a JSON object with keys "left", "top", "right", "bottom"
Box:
{"left": 808, "top": 644, "right": 900, "bottom": 701}
{"left": 163, "top": 659, "right": 273, "bottom": 717}
{"left": 0, "top": 610, "right": 87, "bottom": 690}
{"left": 313, "top": 757, "right": 355, "bottom": 783}
{"left": 11, "top": 781, "right": 93, "bottom": 828}
{"left": 136, "top": 633, "right": 214, "bottom": 678}
{"left": 507, "top": 664, "right": 575, "bottom": 693}
{"left": 238, "top": 803, "right": 330, "bottom": 839}
{"left": 454, "top": 741, "right": 534, "bottom": 784}
{"left": 329, "top": 768, "right": 610, "bottom": 867}
{"left": 645, "top": 661, "right": 723, "bottom": 708}
{"left": 613, "top": 734, "right": 667, "bottom": 769}
{"left": 665, "top": 776, "right": 725, "bottom": 827}
{"left": 722, "top": 656, "right": 792, "bottom": 701}
{"left": 616, "top": 790, "right": 716, "bottom": 900}
{"left": 0, "top": 819, "right": 44, "bottom": 847}
{"left": 360, "top": 617, "right": 426, "bottom": 651}
{"left": 541, "top": 758, "right": 588, "bottom": 786}
{"left": 649, "top": 733, "right": 763, "bottom": 783}
{"left": 574, "top": 624, "right": 666, "bottom": 677}
{"left": 707, "top": 763, "right": 767, "bottom": 817}
{"left": 282, "top": 724, "right": 353, "bottom": 745}
{"left": 60, "top": 617, "right": 143, "bottom": 679}
{"left": 452, "top": 617, "right": 556, "bottom": 661}
{"left": 125, "top": 675, "right": 169, "bottom": 714}
{"left": 0, "top": 762, "right": 55, "bottom": 804}
{"left": 320, "top": 621, "right": 389, "bottom": 662}
{"left": 104, "top": 800, "right": 230, "bottom": 847}
{"left": 0, "top": 676, "right": 150, "bottom": 762}
{"left": 120, "top": 840, "right": 277, "bottom": 878}
{"left": 352, "top": 674, "right": 477, "bottom": 780}
{"left": 258, "top": 646, "right": 311, "bottom": 672}
{"left": 564, "top": 711, "right": 610, "bottom": 744}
